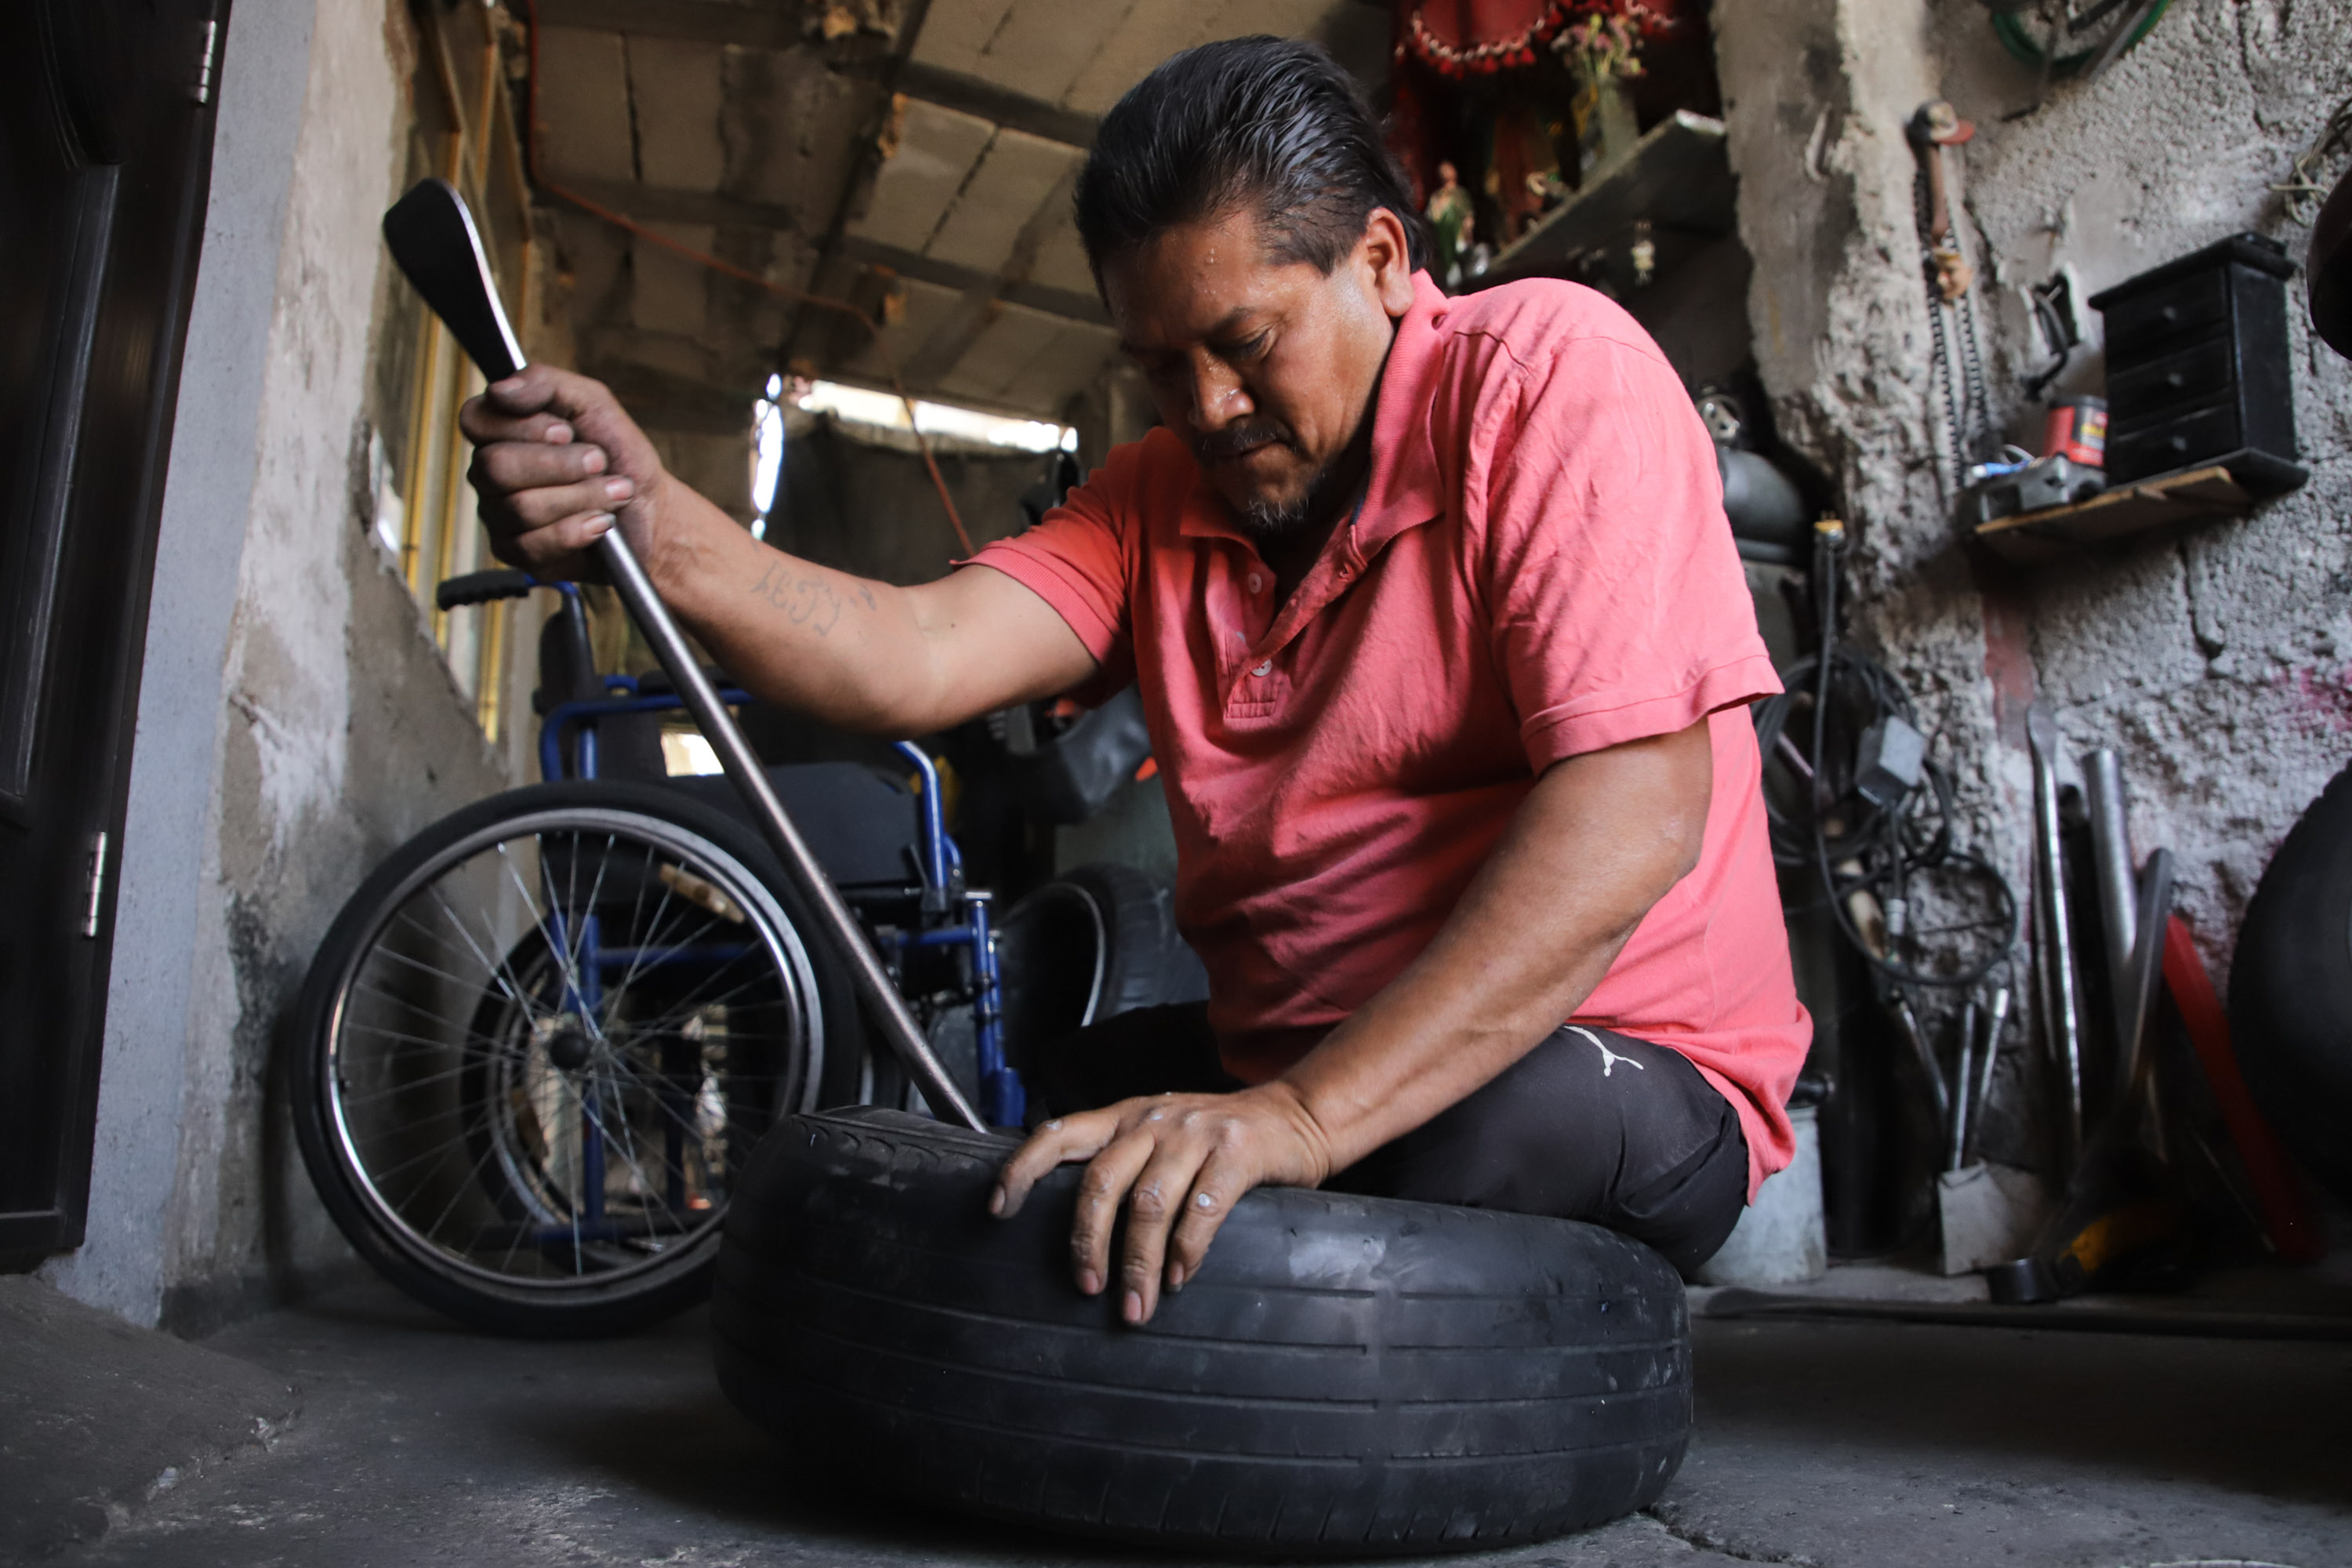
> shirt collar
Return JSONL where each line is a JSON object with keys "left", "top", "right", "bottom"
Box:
{"left": 1352, "top": 270, "right": 1451, "bottom": 557}
{"left": 1176, "top": 270, "right": 1454, "bottom": 551}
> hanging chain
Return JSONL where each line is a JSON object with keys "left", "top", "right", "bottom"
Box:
{"left": 1915, "top": 163, "right": 1979, "bottom": 496}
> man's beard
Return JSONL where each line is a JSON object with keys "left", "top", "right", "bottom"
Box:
{"left": 1192, "top": 419, "right": 1337, "bottom": 541}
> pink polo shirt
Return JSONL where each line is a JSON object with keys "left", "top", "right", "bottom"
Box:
{"left": 973, "top": 271, "right": 1809, "bottom": 1197}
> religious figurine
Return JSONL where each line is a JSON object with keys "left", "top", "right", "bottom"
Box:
{"left": 1426, "top": 161, "right": 1477, "bottom": 291}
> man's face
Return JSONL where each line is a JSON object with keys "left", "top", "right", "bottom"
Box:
{"left": 1101, "top": 206, "right": 1417, "bottom": 537}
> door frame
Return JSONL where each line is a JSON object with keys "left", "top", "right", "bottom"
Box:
{"left": 0, "top": 0, "right": 228, "bottom": 1268}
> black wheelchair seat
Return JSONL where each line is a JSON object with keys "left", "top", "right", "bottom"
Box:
{"left": 666, "top": 762, "right": 927, "bottom": 894}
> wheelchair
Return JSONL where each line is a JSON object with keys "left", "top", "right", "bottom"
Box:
{"left": 288, "top": 569, "right": 1020, "bottom": 1336}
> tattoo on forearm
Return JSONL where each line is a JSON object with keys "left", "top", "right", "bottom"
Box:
{"left": 749, "top": 561, "right": 872, "bottom": 637}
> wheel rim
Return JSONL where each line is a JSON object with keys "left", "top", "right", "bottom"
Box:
{"left": 320, "top": 805, "right": 825, "bottom": 1297}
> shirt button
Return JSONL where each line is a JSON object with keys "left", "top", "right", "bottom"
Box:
{"left": 1252, "top": 661, "right": 1272, "bottom": 677}
{"left": 1246, "top": 572, "right": 1264, "bottom": 594}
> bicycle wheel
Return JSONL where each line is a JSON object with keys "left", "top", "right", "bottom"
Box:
{"left": 291, "top": 779, "right": 864, "bottom": 1335}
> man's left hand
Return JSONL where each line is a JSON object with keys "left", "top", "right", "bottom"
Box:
{"left": 991, "top": 1084, "right": 1334, "bottom": 1324}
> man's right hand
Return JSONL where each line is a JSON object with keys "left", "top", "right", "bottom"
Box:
{"left": 459, "top": 365, "right": 681, "bottom": 585}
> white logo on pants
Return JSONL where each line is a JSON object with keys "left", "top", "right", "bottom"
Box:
{"left": 1569, "top": 1025, "right": 1643, "bottom": 1078}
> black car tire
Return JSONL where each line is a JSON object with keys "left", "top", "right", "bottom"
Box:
{"left": 2230, "top": 760, "right": 2352, "bottom": 1206}
{"left": 996, "top": 861, "right": 1207, "bottom": 1062}
{"left": 714, "top": 1108, "right": 1690, "bottom": 1555}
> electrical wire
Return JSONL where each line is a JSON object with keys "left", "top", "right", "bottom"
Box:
{"left": 517, "top": 0, "right": 976, "bottom": 557}
{"left": 2274, "top": 91, "right": 2352, "bottom": 223}
{"left": 1991, "top": 0, "right": 2173, "bottom": 77}
{"left": 1751, "top": 525, "right": 2020, "bottom": 993}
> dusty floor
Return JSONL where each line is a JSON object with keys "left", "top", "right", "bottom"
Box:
{"left": 19, "top": 1272, "right": 2350, "bottom": 1568}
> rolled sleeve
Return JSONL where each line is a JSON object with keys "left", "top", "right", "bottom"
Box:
{"left": 1520, "top": 652, "right": 1784, "bottom": 771}
{"left": 1479, "top": 334, "right": 1780, "bottom": 770}
{"left": 965, "top": 445, "right": 1139, "bottom": 677}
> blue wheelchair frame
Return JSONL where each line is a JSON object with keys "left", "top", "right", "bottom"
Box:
{"left": 499, "top": 583, "right": 1022, "bottom": 1219}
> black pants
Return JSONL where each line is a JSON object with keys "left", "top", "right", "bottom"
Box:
{"left": 1025, "top": 1004, "right": 1749, "bottom": 1276}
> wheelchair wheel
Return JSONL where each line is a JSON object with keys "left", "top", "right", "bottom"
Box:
{"left": 291, "top": 779, "right": 864, "bottom": 1336}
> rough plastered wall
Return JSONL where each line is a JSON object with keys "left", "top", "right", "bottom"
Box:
{"left": 45, "top": 0, "right": 544, "bottom": 1331}
{"left": 1933, "top": 0, "right": 2352, "bottom": 963}
{"left": 1715, "top": 0, "right": 2351, "bottom": 1160}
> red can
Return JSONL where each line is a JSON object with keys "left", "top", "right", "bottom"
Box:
{"left": 2043, "top": 395, "right": 2107, "bottom": 467}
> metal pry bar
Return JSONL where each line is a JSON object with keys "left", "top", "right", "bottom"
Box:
{"left": 380, "top": 178, "right": 985, "bottom": 1133}
{"left": 2026, "top": 702, "right": 2084, "bottom": 1168}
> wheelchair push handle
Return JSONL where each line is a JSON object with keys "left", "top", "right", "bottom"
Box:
{"left": 434, "top": 568, "right": 537, "bottom": 611}
{"left": 382, "top": 177, "right": 987, "bottom": 1134}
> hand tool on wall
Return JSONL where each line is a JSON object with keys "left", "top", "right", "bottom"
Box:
{"left": 2026, "top": 703, "right": 2084, "bottom": 1170}
{"left": 379, "top": 177, "right": 986, "bottom": 1134}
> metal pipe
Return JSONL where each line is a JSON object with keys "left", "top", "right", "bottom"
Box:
{"left": 891, "top": 739, "right": 952, "bottom": 896}
{"left": 1949, "top": 996, "right": 1979, "bottom": 1171}
{"left": 540, "top": 687, "right": 751, "bottom": 783}
{"left": 2026, "top": 703, "right": 2084, "bottom": 1167}
{"left": 598, "top": 532, "right": 985, "bottom": 1131}
{"left": 1892, "top": 993, "right": 1951, "bottom": 1126}
{"left": 1967, "top": 982, "right": 2010, "bottom": 1167}
{"left": 2114, "top": 849, "right": 2176, "bottom": 1105}
{"left": 2082, "top": 747, "right": 2138, "bottom": 993}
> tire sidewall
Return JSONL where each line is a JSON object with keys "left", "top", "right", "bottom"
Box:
{"left": 2230, "top": 761, "right": 2352, "bottom": 1204}
{"left": 716, "top": 1108, "right": 1691, "bottom": 1553}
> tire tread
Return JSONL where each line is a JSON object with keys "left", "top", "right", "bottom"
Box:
{"left": 715, "top": 1107, "right": 1690, "bottom": 1554}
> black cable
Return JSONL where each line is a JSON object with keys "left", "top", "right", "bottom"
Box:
{"left": 1758, "top": 524, "right": 2021, "bottom": 991}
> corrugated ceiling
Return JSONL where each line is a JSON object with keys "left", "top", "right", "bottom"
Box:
{"left": 527, "top": 0, "right": 1386, "bottom": 433}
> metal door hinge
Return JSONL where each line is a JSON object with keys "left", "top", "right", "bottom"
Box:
{"left": 191, "top": 19, "right": 220, "bottom": 105}
{"left": 80, "top": 831, "right": 109, "bottom": 938}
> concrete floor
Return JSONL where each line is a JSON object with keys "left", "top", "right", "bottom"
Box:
{"left": 20, "top": 1272, "right": 2350, "bottom": 1568}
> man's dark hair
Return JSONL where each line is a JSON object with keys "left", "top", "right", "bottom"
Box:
{"left": 1074, "top": 37, "right": 1430, "bottom": 283}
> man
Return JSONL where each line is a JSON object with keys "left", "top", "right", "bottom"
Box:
{"left": 462, "top": 38, "right": 1808, "bottom": 1327}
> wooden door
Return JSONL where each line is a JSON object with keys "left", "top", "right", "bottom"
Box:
{"left": 0, "top": 0, "right": 225, "bottom": 1265}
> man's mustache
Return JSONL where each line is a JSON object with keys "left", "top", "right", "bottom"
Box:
{"left": 1192, "top": 420, "right": 1293, "bottom": 463}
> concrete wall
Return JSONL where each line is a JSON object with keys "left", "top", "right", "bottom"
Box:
{"left": 1714, "top": 0, "right": 2351, "bottom": 1160}
{"left": 42, "top": 0, "right": 542, "bottom": 1330}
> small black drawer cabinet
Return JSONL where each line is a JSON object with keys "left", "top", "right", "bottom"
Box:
{"left": 2089, "top": 233, "right": 2307, "bottom": 494}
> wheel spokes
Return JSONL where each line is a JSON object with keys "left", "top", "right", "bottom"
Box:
{"left": 323, "top": 809, "right": 811, "bottom": 1291}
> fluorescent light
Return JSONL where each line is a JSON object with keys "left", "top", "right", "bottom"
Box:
{"left": 795, "top": 379, "right": 1073, "bottom": 454}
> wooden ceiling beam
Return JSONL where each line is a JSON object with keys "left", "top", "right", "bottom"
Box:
{"left": 884, "top": 61, "right": 1096, "bottom": 151}
{"left": 532, "top": 0, "right": 1097, "bottom": 148}
{"left": 837, "top": 234, "right": 1109, "bottom": 327}
{"left": 554, "top": 176, "right": 803, "bottom": 233}
{"left": 534, "top": 0, "right": 799, "bottom": 50}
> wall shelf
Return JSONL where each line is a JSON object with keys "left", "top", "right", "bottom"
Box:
{"left": 1475, "top": 111, "right": 1736, "bottom": 295}
{"left": 1973, "top": 464, "right": 2254, "bottom": 564}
